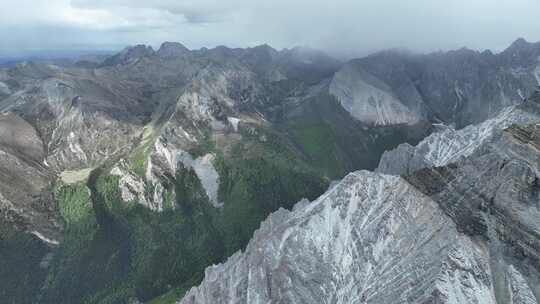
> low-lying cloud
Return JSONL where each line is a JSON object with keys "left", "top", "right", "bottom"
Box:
{"left": 1, "top": 0, "right": 540, "bottom": 57}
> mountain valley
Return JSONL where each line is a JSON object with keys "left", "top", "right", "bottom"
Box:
{"left": 1, "top": 38, "right": 540, "bottom": 304}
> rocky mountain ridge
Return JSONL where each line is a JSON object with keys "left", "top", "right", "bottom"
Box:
{"left": 177, "top": 90, "right": 540, "bottom": 303}
{"left": 1, "top": 40, "right": 540, "bottom": 304}
{"left": 330, "top": 38, "right": 540, "bottom": 128}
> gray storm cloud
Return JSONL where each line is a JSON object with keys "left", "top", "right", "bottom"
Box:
{"left": 1, "top": 0, "right": 539, "bottom": 57}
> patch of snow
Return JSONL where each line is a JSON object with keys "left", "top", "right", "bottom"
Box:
{"left": 518, "top": 88, "right": 525, "bottom": 100}
{"left": 154, "top": 140, "right": 222, "bottom": 207}
{"left": 177, "top": 151, "right": 222, "bottom": 208}
{"left": 227, "top": 117, "right": 240, "bottom": 132}
{"left": 453, "top": 83, "right": 466, "bottom": 115}
{"left": 32, "top": 231, "right": 59, "bottom": 246}
{"left": 67, "top": 131, "right": 88, "bottom": 162}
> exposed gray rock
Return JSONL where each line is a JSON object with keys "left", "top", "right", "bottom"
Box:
{"left": 0, "top": 39, "right": 539, "bottom": 265}
{"left": 0, "top": 112, "right": 44, "bottom": 162}
{"left": 157, "top": 42, "right": 190, "bottom": 59}
{"left": 179, "top": 170, "right": 509, "bottom": 304}
{"left": 342, "top": 39, "right": 540, "bottom": 128}
{"left": 330, "top": 64, "right": 422, "bottom": 125}
{"left": 149, "top": 138, "right": 222, "bottom": 208}
{"left": 377, "top": 90, "right": 540, "bottom": 175}
{"left": 178, "top": 92, "right": 540, "bottom": 304}
{"left": 0, "top": 112, "right": 59, "bottom": 241}
{"left": 101, "top": 45, "right": 155, "bottom": 66}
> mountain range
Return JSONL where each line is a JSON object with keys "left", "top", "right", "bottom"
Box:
{"left": 1, "top": 38, "right": 539, "bottom": 304}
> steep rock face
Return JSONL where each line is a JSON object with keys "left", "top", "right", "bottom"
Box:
{"left": 0, "top": 42, "right": 339, "bottom": 245}
{"left": 329, "top": 64, "right": 422, "bottom": 125}
{"left": 403, "top": 122, "right": 540, "bottom": 302}
{"left": 336, "top": 39, "right": 540, "bottom": 127}
{"left": 2, "top": 41, "right": 540, "bottom": 303}
{"left": 179, "top": 93, "right": 540, "bottom": 304}
{"left": 0, "top": 112, "right": 59, "bottom": 242}
{"left": 145, "top": 139, "right": 222, "bottom": 209}
{"left": 0, "top": 112, "right": 44, "bottom": 162}
{"left": 0, "top": 68, "right": 147, "bottom": 171}
{"left": 179, "top": 170, "right": 534, "bottom": 304}
{"left": 377, "top": 90, "right": 540, "bottom": 175}
{"left": 157, "top": 42, "right": 190, "bottom": 59}
{"left": 101, "top": 45, "right": 155, "bottom": 66}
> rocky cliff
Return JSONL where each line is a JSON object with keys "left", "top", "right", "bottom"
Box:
{"left": 330, "top": 39, "right": 540, "bottom": 127}
{"left": 178, "top": 91, "right": 540, "bottom": 303}
{"left": 1, "top": 40, "right": 540, "bottom": 304}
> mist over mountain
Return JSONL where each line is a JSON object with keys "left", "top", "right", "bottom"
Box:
{"left": 2, "top": 0, "right": 540, "bottom": 58}
{"left": 1, "top": 6, "right": 540, "bottom": 302}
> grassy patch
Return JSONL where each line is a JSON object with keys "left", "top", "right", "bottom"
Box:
{"left": 213, "top": 126, "right": 329, "bottom": 255}
{"left": 42, "top": 179, "right": 131, "bottom": 304}
{"left": 129, "top": 125, "right": 157, "bottom": 177}
{"left": 290, "top": 122, "right": 341, "bottom": 177}
{"left": 41, "top": 124, "right": 329, "bottom": 304}
{"left": 55, "top": 182, "right": 93, "bottom": 226}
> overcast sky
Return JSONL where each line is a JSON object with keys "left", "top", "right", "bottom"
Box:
{"left": 1, "top": 0, "right": 540, "bottom": 58}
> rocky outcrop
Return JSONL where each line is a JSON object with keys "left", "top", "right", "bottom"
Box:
{"left": 146, "top": 139, "right": 222, "bottom": 208}
{"left": 2, "top": 40, "right": 540, "bottom": 304}
{"left": 179, "top": 168, "right": 538, "bottom": 303}
{"left": 157, "top": 42, "right": 190, "bottom": 59}
{"left": 0, "top": 112, "right": 59, "bottom": 242}
{"left": 335, "top": 39, "right": 540, "bottom": 128}
{"left": 101, "top": 45, "right": 155, "bottom": 66}
{"left": 377, "top": 90, "right": 540, "bottom": 175}
{"left": 330, "top": 64, "right": 422, "bottom": 125}
{"left": 178, "top": 93, "right": 540, "bottom": 303}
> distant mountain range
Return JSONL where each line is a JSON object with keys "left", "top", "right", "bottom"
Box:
{"left": 0, "top": 38, "right": 539, "bottom": 304}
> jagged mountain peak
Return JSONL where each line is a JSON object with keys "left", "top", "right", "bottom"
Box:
{"left": 501, "top": 37, "right": 540, "bottom": 67}
{"left": 179, "top": 93, "right": 540, "bottom": 304}
{"left": 101, "top": 44, "right": 155, "bottom": 66}
{"left": 157, "top": 41, "right": 190, "bottom": 59}
{"left": 3, "top": 38, "right": 540, "bottom": 304}
{"left": 444, "top": 46, "right": 481, "bottom": 57}
{"left": 506, "top": 37, "right": 533, "bottom": 51}
{"left": 248, "top": 43, "right": 278, "bottom": 53}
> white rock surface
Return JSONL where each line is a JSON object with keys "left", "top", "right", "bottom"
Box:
{"left": 152, "top": 139, "right": 222, "bottom": 207}
{"left": 330, "top": 64, "right": 420, "bottom": 126}
{"left": 179, "top": 95, "right": 540, "bottom": 304}
{"left": 227, "top": 117, "right": 240, "bottom": 132}
{"left": 377, "top": 104, "right": 540, "bottom": 175}
{"left": 111, "top": 164, "right": 160, "bottom": 210}
{"left": 179, "top": 171, "right": 505, "bottom": 304}
{"left": 507, "top": 266, "right": 538, "bottom": 304}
